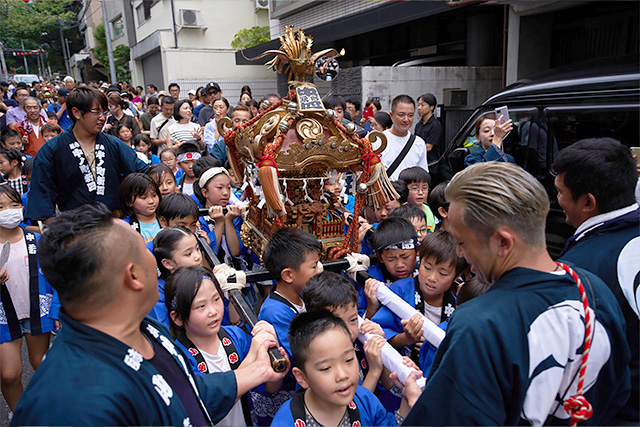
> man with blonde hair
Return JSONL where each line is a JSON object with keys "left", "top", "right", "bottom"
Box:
{"left": 404, "top": 162, "right": 630, "bottom": 426}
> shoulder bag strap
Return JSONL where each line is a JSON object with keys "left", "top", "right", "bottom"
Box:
{"left": 387, "top": 134, "right": 416, "bottom": 177}
{"left": 157, "top": 118, "right": 170, "bottom": 133}
{"left": 386, "top": 133, "right": 416, "bottom": 178}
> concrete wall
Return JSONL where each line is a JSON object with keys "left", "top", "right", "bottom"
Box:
{"left": 331, "top": 66, "right": 502, "bottom": 116}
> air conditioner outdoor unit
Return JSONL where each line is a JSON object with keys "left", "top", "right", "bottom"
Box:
{"left": 179, "top": 9, "right": 204, "bottom": 28}
{"left": 255, "top": 0, "right": 269, "bottom": 10}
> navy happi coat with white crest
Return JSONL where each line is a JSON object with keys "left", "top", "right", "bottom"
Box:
{"left": 11, "top": 313, "right": 237, "bottom": 426}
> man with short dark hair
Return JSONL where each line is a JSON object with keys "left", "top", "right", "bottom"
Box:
{"left": 150, "top": 96, "right": 177, "bottom": 147}
{"left": 380, "top": 94, "right": 428, "bottom": 181}
{"left": 1, "top": 81, "right": 10, "bottom": 100}
{"left": 29, "top": 81, "right": 41, "bottom": 97}
{"left": 6, "top": 87, "right": 43, "bottom": 127}
{"left": 140, "top": 96, "right": 160, "bottom": 134}
{"left": 197, "top": 82, "right": 222, "bottom": 126}
{"left": 12, "top": 203, "right": 287, "bottom": 425}
{"left": 206, "top": 104, "right": 252, "bottom": 164}
{"left": 415, "top": 93, "right": 443, "bottom": 174}
{"left": 193, "top": 88, "right": 211, "bottom": 121}
{"left": 323, "top": 95, "right": 366, "bottom": 137}
{"left": 345, "top": 97, "right": 361, "bottom": 124}
{"left": 554, "top": 137, "right": 639, "bottom": 423}
{"left": 168, "top": 82, "right": 180, "bottom": 101}
{"left": 25, "top": 87, "right": 149, "bottom": 220}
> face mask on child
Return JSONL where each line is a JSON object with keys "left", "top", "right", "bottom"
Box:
{"left": 0, "top": 208, "right": 23, "bottom": 229}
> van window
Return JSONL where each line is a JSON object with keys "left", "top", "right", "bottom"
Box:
{"left": 546, "top": 105, "right": 640, "bottom": 152}
{"left": 457, "top": 108, "right": 539, "bottom": 168}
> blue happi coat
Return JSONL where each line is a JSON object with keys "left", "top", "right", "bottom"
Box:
{"left": 271, "top": 385, "right": 397, "bottom": 426}
{"left": 0, "top": 230, "right": 55, "bottom": 342}
{"left": 403, "top": 267, "right": 630, "bottom": 426}
{"left": 25, "top": 130, "right": 148, "bottom": 219}
{"left": 559, "top": 205, "right": 640, "bottom": 421}
{"left": 11, "top": 313, "right": 237, "bottom": 426}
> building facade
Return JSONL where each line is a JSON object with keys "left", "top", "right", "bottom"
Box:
{"left": 129, "top": 0, "right": 276, "bottom": 99}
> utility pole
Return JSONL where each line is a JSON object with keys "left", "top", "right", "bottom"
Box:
{"left": 65, "top": 38, "right": 71, "bottom": 63}
{"left": 0, "top": 42, "right": 8, "bottom": 81}
{"left": 101, "top": 0, "right": 117, "bottom": 84}
{"left": 58, "top": 17, "right": 71, "bottom": 76}
{"left": 20, "top": 40, "right": 29, "bottom": 74}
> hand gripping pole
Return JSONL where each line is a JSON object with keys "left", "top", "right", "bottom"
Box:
{"left": 195, "top": 234, "right": 288, "bottom": 372}
{"left": 357, "top": 317, "right": 426, "bottom": 388}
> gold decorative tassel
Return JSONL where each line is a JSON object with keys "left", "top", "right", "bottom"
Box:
{"left": 258, "top": 156, "right": 287, "bottom": 217}
{"left": 365, "top": 159, "right": 400, "bottom": 210}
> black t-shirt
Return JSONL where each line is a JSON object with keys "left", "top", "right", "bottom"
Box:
{"left": 198, "top": 105, "right": 215, "bottom": 126}
{"left": 145, "top": 334, "right": 210, "bottom": 426}
{"left": 415, "top": 114, "right": 443, "bottom": 165}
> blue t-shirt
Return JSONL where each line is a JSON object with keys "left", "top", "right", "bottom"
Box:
{"left": 139, "top": 220, "right": 161, "bottom": 243}
{"left": 46, "top": 103, "right": 72, "bottom": 131}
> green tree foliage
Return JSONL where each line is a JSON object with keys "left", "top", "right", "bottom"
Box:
{"left": 232, "top": 26, "right": 270, "bottom": 50}
{"left": 93, "top": 23, "right": 131, "bottom": 82}
{"left": 0, "top": 0, "right": 80, "bottom": 74}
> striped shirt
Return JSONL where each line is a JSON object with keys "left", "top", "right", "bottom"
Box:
{"left": 167, "top": 122, "right": 200, "bottom": 145}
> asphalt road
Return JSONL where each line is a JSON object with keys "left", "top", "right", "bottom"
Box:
{"left": 0, "top": 337, "right": 36, "bottom": 425}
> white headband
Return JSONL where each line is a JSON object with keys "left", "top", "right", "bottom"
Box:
{"left": 177, "top": 152, "right": 201, "bottom": 163}
{"left": 199, "top": 167, "right": 230, "bottom": 188}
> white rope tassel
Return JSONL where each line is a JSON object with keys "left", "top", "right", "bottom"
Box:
{"left": 345, "top": 252, "right": 371, "bottom": 281}
{"left": 375, "top": 283, "right": 446, "bottom": 348}
{"left": 357, "top": 317, "right": 426, "bottom": 389}
{"left": 215, "top": 268, "right": 248, "bottom": 299}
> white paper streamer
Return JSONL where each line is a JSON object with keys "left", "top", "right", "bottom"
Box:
{"left": 302, "top": 179, "right": 313, "bottom": 203}
{"left": 319, "top": 178, "right": 328, "bottom": 202}
{"left": 339, "top": 174, "right": 348, "bottom": 204}
{"left": 375, "top": 284, "right": 446, "bottom": 348}
{"left": 282, "top": 178, "right": 294, "bottom": 206}
{"left": 357, "top": 317, "right": 426, "bottom": 388}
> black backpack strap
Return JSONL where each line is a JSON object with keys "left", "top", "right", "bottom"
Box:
{"left": 386, "top": 133, "right": 416, "bottom": 177}
{"left": 24, "top": 230, "right": 42, "bottom": 335}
